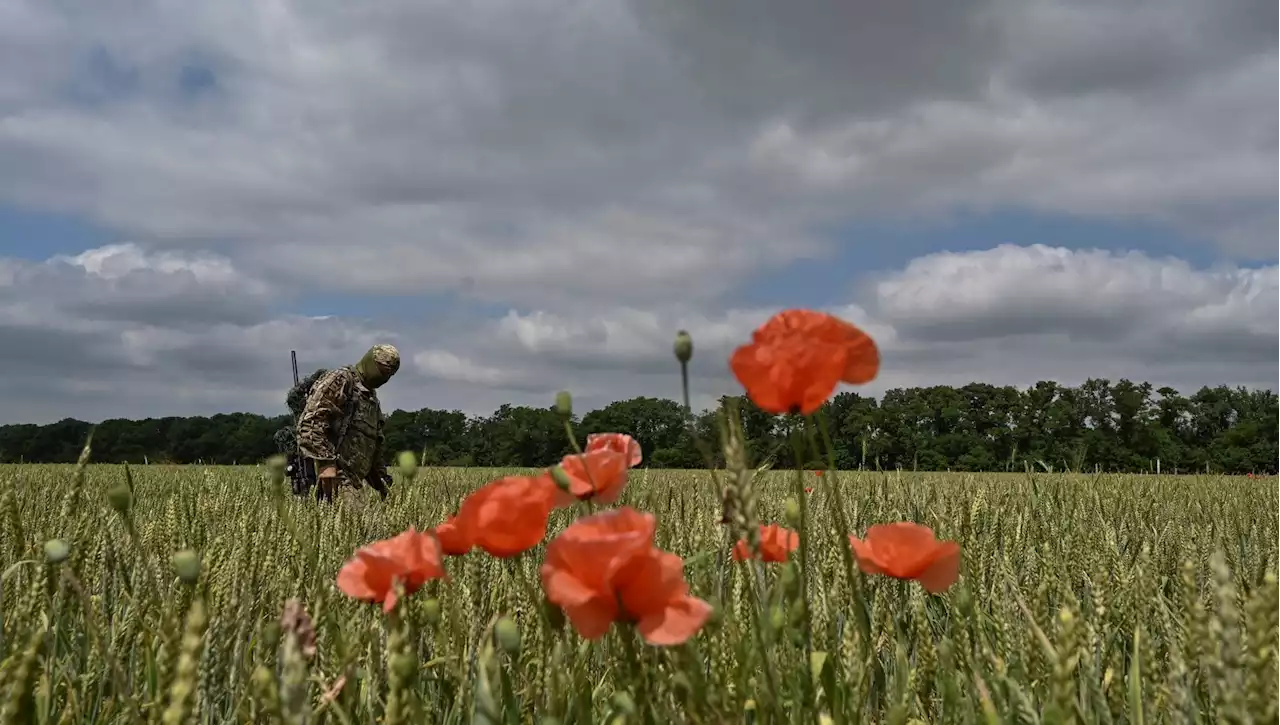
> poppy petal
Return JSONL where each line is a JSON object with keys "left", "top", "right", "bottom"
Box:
{"left": 563, "top": 598, "right": 620, "bottom": 640}
{"left": 637, "top": 596, "right": 713, "bottom": 646}
{"left": 849, "top": 535, "right": 887, "bottom": 576}
{"left": 917, "top": 541, "right": 961, "bottom": 594}
{"left": 617, "top": 549, "right": 688, "bottom": 619}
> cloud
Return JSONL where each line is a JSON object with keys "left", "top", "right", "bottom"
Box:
{"left": 0, "top": 242, "right": 1274, "bottom": 424}
{"left": 0, "top": 244, "right": 396, "bottom": 420}
{"left": 402, "top": 245, "right": 1278, "bottom": 415}
{"left": 0, "top": 0, "right": 1274, "bottom": 423}
{"left": 0, "top": 0, "right": 1272, "bottom": 319}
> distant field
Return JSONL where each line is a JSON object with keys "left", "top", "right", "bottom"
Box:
{"left": 1, "top": 463, "right": 1276, "bottom": 723}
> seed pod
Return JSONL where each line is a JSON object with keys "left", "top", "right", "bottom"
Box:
{"left": 673, "top": 330, "right": 693, "bottom": 364}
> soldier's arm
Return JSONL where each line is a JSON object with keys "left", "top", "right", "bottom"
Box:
{"left": 365, "top": 408, "right": 391, "bottom": 498}
{"left": 366, "top": 406, "right": 389, "bottom": 480}
{"left": 297, "top": 370, "right": 348, "bottom": 461}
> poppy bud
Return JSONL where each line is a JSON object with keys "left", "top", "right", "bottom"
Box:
{"left": 250, "top": 665, "right": 274, "bottom": 693}
{"left": 779, "top": 562, "right": 799, "bottom": 597}
{"left": 390, "top": 653, "right": 417, "bottom": 680}
{"left": 767, "top": 605, "right": 785, "bottom": 635}
{"left": 396, "top": 450, "right": 419, "bottom": 479}
{"left": 106, "top": 482, "right": 133, "bottom": 516}
{"left": 43, "top": 539, "right": 70, "bottom": 565}
{"left": 784, "top": 497, "right": 801, "bottom": 529}
{"left": 673, "top": 330, "right": 693, "bottom": 364}
{"left": 610, "top": 691, "right": 637, "bottom": 716}
{"left": 706, "top": 598, "right": 723, "bottom": 627}
{"left": 171, "top": 550, "right": 201, "bottom": 585}
{"left": 262, "top": 620, "right": 281, "bottom": 651}
{"left": 422, "top": 597, "right": 441, "bottom": 625}
{"left": 549, "top": 465, "right": 573, "bottom": 493}
{"left": 555, "top": 390, "right": 573, "bottom": 418}
{"left": 788, "top": 598, "right": 806, "bottom": 628}
{"left": 494, "top": 616, "right": 521, "bottom": 656}
{"left": 266, "top": 455, "right": 287, "bottom": 486}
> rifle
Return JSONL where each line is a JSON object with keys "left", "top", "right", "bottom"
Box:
{"left": 285, "top": 350, "right": 319, "bottom": 498}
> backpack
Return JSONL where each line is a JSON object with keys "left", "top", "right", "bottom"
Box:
{"left": 274, "top": 368, "right": 359, "bottom": 453}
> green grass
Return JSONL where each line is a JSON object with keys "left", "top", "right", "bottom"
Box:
{"left": 0, "top": 460, "right": 1276, "bottom": 724}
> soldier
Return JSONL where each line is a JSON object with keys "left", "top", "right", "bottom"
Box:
{"left": 296, "top": 344, "right": 400, "bottom": 501}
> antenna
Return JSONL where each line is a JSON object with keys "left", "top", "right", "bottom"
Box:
{"left": 291, "top": 350, "right": 299, "bottom": 387}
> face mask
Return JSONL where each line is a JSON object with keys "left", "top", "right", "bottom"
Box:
{"left": 356, "top": 353, "right": 394, "bottom": 388}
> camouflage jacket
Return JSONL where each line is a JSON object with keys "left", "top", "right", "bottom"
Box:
{"left": 296, "top": 366, "right": 386, "bottom": 483}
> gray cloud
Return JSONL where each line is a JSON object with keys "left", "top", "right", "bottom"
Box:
{"left": 0, "top": 0, "right": 1272, "bottom": 316}
{"left": 0, "top": 0, "right": 1274, "bottom": 422}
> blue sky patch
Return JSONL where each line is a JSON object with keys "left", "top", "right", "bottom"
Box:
{"left": 0, "top": 204, "right": 118, "bottom": 260}
{"left": 726, "top": 209, "right": 1242, "bottom": 309}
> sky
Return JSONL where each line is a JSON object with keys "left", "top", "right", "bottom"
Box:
{"left": 0, "top": 0, "right": 1276, "bottom": 425}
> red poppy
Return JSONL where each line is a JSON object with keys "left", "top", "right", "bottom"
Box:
{"left": 554, "top": 433, "right": 642, "bottom": 507}
{"left": 434, "top": 474, "right": 558, "bottom": 558}
{"left": 730, "top": 309, "right": 879, "bottom": 415}
{"left": 849, "top": 523, "right": 960, "bottom": 594}
{"left": 540, "top": 507, "right": 711, "bottom": 645}
{"left": 804, "top": 487, "right": 814, "bottom": 494}
{"left": 336, "top": 528, "right": 446, "bottom": 612}
{"left": 432, "top": 516, "right": 471, "bottom": 556}
{"left": 732, "top": 523, "right": 800, "bottom": 563}
{"left": 814, "top": 470, "right": 825, "bottom": 477}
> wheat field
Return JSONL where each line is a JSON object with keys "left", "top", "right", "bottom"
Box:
{"left": 0, "top": 458, "right": 1275, "bottom": 724}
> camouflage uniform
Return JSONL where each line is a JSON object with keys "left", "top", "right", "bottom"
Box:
{"left": 297, "top": 344, "right": 400, "bottom": 493}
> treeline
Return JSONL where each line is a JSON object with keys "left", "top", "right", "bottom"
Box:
{"left": 1, "top": 379, "right": 1275, "bottom": 474}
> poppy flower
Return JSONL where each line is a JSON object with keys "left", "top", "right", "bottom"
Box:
{"left": 848, "top": 523, "right": 960, "bottom": 594}
{"left": 730, "top": 309, "right": 879, "bottom": 415}
{"left": 814, "top": 470, "right": 825, "bottom": 477}
{"left": 804, "top": 487, "right": 814, "bottom": 494}
{"left": 554, "top": 433, "right": 642, "bottom": 507}
{"left": 540, "top": 507, "right": 711, "bottom": 645}
{"left": 336, "top": 528, "right": 446, "bottom": 612}
{"left": 732, "top": 523, "right": 800, "bottom": 563}
{"left": 432, "top": 516, "right": 472, "bottom": 556}
{"left": 439, "top": 474, "right": 558, "bottom": 557}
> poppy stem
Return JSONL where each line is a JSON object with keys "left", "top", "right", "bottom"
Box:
{"left": 812, "top": 412, "right": 875, "bottom": 651}
{"left": 618, "top": 627, "right": 654, "bottom": 725}
{"left": 561, "top": 420, "right": 601, "bottom": 500}
{"left": 788, "top": 425, "right": 816, "bottom": 703}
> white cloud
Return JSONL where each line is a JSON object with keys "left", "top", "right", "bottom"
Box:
{"left": 0, "top": 243, "right": 1273, "bottom": 424}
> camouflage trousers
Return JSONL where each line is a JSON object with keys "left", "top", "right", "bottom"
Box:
{"left": 317, "top": 469, "right": 370, "bottom": 501}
